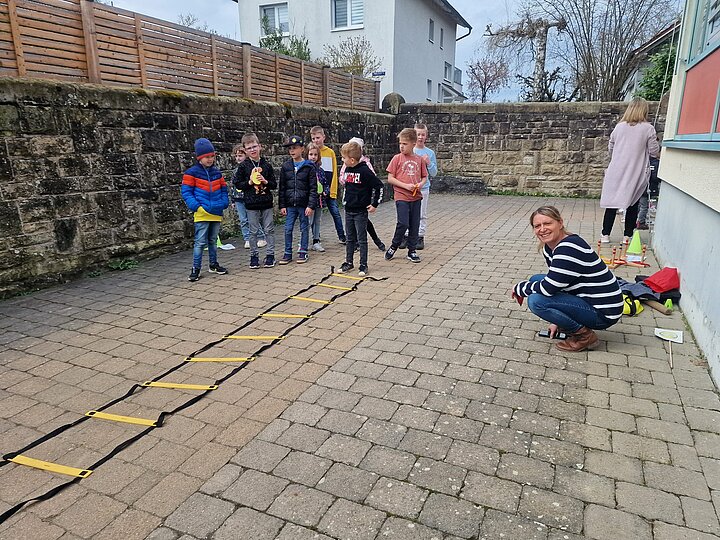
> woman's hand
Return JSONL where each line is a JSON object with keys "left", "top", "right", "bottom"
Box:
{"left": 548, "top": 324, "right": 559, "bottom": 338}
{"left": 280, "top": 208, "right": 287, "bottom": 216}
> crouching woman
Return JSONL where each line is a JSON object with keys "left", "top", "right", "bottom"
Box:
{"left": 512, "top": 206, "right": 623, "bottom": 352}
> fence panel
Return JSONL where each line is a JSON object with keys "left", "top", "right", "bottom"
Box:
{"left": 0, "top": 0, "right": 378, "bottom": 111}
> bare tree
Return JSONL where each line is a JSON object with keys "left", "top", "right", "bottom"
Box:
{"left": 466, "top": 54, "right": 511, "bottom": 102}
{"left": 320, "top": 36, "right": 382, "bottom": 77}
{"left": 177, "top": 12, "right": 227, "bottom": 37}
{"left": 532, "top": 0, "right": 677, "bottom": 100}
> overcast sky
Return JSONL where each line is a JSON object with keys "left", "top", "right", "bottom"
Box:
{"left": 104, "top": 0, "right": 521, "bottom": 100}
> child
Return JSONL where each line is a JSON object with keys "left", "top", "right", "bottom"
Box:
{"left": 278, "top": 135, "right": 318, "bottom": 264}
{"left": 234, "top": 133, "right": 277, "bottom": 268}
{"left": 181, "top": 138, "right": 229, "bottom": 281}
{"left": 306, "top": 142, "right": 331, "bottom": 252}
{"left": 340, "top": 137, "right": 386, "bottom": 251}
{"left": 413, "top": 123, "right": 437, "bottom": 250}
{"left": 385, "top": 128, "right": 427, "bottom": 263}
{"left": 338, "top": 141, "right": 383, "bottom": 276}
{"left": 310, "top": 126, "right": 346, "bottom": 245}
{"left": 230, "top": 144, "right": 267, "bottom": 249}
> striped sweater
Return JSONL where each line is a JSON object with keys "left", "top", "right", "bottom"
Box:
{"left": 514, "top": 234, "right": 623, "bottom": 321}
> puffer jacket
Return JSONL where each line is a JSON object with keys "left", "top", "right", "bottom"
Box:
{"left": 181, "top": 162, "right": 228, "bottom": 218}
{"left": 278, "top": 159, "right": 319, "bottom": 210}
{"left": 234, "top": 158, "right": 277, "bottom": 211}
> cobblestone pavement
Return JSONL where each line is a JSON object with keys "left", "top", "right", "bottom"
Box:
{"left": 1, "top": 195, "right": 719, "bottom": 540}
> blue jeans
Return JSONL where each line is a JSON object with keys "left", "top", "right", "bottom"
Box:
{"left": 235, "top": 201, "right": 264, "bottom": 241}
{"left": 527, "top": 274, "right": 615, "bottom": 333}
{"left": 310, "top": 204, "right": 322, "bottom": 243}
{"left": 284, "top": 207, "right": 309, "bottom": 256}
{"left": 326, "top": 197, "right": 345, "bottom": 241}
{"left": 193, "top": 221, "right": 220, "bottom": 268}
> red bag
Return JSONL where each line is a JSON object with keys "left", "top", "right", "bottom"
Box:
{"left": 644, "top": 267, "right": 680, "bottom": 293}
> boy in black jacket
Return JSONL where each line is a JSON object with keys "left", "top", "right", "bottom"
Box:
{"left": 234, "top": 133, "right": 277, "bottom": 268}
{"left": 338, "top": 141, "right": 383, "bottom": 276}
{"left": 278, "top": 135, "right": 319, "bottom": 264}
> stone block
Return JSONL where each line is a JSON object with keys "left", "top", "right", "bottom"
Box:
{"left": 584, "top": 504, "right": 651, "bottom": 540}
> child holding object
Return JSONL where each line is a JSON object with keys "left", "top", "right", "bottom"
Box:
{"left": 306, "top": 142, "right": 331, "bottom": 252}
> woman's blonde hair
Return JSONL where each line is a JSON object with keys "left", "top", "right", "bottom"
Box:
{"left": 530, "top": 206, "right": 570, "bottom": 250}
{"left": 621, "top": 97, "right": 649, "bottom": 125}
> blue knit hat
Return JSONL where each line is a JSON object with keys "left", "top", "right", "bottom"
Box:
{"left": 194, "top": 138, "right": 216, "bottom": 159}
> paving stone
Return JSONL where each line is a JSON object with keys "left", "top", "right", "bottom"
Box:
{"left": 418, "top": 492, "right": 484, "bottom": 538}
{"left": 461, "top": 471, "right": 522, "bottom": 512}
{"left": 359, "top": 445, "right": 416, "bottom": 479}
{"left": 494, "top": 388, "right": 540, "bottom": 412}
{"left": 612, "top": 431, "right": 671, "bottom": 463}
{"left": 653, "top": 522, "right": 720, "bottom": 540}
{"left": 199, "top": 464, "right": 243, "bottom": 496}
{"left": 681, "top": 496, "right": 720, "bottom": 535}
{"left": 280, "top": 402, "right": 328, "bottom": 425}
{"left": 510, "top": 410, "right": 560, "bottom": 438}
{"left": 385, "top": 385, "right": 431, "bottom": 406}
{"left": 365, "top": 476, "right": 428, "bottom": 518}
{"left": 409, "top": 457, "right": 467, "bottom": 495}
{"left": 529, "top": 436, "right": 585, "bottom": 468}
{"left": 392, "top": 404, "right": 441, "bottom": 431}
{"left": 536, "top": 397, "right": 585, "bottom": 422}
{"left": 660, "top": 403, "right": 689, "bottom": 424}
{"left": 478, "top": 426, "right": 532, "bottom": 456}
{"left": 478, "top": 509, "right": 549, "bottom": 540}
{"left": 355, "top": 418, "right": 407, "bottom": 447}
{"left": 377, "top": 517, "right": 445, "bottom": 540}
{"left": 686, "top": 408, "right": 720, "bottom": 435}
{"left": 353, "top": 396, "right": 399, "bottom": 421}
{"left": 52, "top": 492, "right": 127, "bottom": 538}
{"left": 222, "top": 469, "right": 289, "bottom": 510}
{"left": 584, "top": 504, "right": 651, "bottom": 540}
{"left": 518, "top": 486, "right": 584, "bottom": 533}
{"left": 587, "top": 375, "right": 631, "bottom": 396}
{"left": 275, "top": 423, "right": 330, "bottom": 452}
{"left": 316, "top": 462, "right": 378, "bottom": 501}
{"left": 275, "top": 523, "right": 334, "bottom": 540}
{"left": 318, "top": 498, "right": 386, "bottom": 540}
{"left": 559, "top": 421, "right": 611, "bottom": 451}
{"left": 694, "top": 432, "right": 720, "bottom": 459}
{"left": 465, "top": 401, "right": 513, "bottom": 426}
{"left": 586, "top": 406, "right": 636, "bottom": 433}
{"left": 637, "top": 417, "right": 694, "bottom": 445}
{"left": 424, "top": 392, "right": 469, "bottom": 416}
{"left": 610, "top": 394, "right": 659, "bottom": 418}
{"left": 273, "top": 451, "right": 332, "bottom": 486}
{"left": 452, "top": 381, "right": 496, "bottom": 401}
{"left": 553, "top": 466, "right": 615, "bottom": 506}
{"left": 164, "top": 493, "right": 234, "bottom": 538}
{"left": 316, "top": 409, "right": 367, "bottom": 435}
{"left": 213, "top": 507, "right": 283, "bottom": 540}
{"left": 316, "top": 434, "right": 371, "bottom": 466}
{"left": 432, "top": 414, "right": 483, "bottom": 442}
{"left": 644, "top": 462, "right": 711, "bottom": 500}
{"left": 583, "top": 450, "right": 643, "bottom": 483}
{"left": 267, "top": 483, "right": 334, "bottom": 527}
{"left": 669, "top": 443, "right": 703, "bottom": 471}
{"left": 615, "top": 481, "right": 683, "bottom": 524}
{"left": 700, "top": 457, "right": 720, "bottom": 490}
{"left": 398, "top": 429, "right": 452, "bottom": 460}
{"left": 230, "top": 439, "right": 290, "bottom": 472}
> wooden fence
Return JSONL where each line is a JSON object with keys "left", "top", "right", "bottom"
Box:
{"left": 0, "top": 0, "right": 380, "bottom": 111}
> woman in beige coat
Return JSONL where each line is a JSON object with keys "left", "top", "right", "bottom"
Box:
{"left": 600, "top": 97, "right": 660, "bottom": 242}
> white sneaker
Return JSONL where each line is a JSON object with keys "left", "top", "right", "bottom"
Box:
{"left": 622, "top": 236, "right": 630, "bottom": 244}
{"left": 257, "top": 239, "right": 267, "bottom": 248}
{"left": 244, "top": 241, "right": 250, "bottom": 249}
{"left": 312, "top": 242, "right": 325, "bottom": 252}
{"left": 600, "top": 235, "right": 610, "bottom": 243}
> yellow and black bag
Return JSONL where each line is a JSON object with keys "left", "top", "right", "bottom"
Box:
{"left": 622, "top": 294, "right": 644, "bottom": 316}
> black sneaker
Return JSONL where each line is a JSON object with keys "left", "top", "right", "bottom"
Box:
{"left": 377, "top": 242, "right": 386, "bottom": 252}
{"left": 385, "top": 247, "right": 396, "bottom": 260}
{"left": 339, "top": 262, "right": 354, "bottom": 273}
{"left": 399, "top": 237, "right": 407, "bottom": 249}
{"left": 417, "top": 237, "right": 425, "bottom": 250}
{"left": 279, "top": 254, "right": 292, "bottom": 265}
{"left": 188, "top": 267, "right": 201, "bottom": 282}
{"left": 209, "top": 263, "right": 228, "bottom": 274}
{"left": 407, "top": 251, "right": 421, "bottom": 263}
{"left": 264, "top": 255, "right": 276, "bottom": 268}
{"left": 358, "top": 265, "right": 368, "bottom": 276}
{"left": 249, "top": 255, "right": 260, "bottom": 269}
{"left": 339, "top": 237, "right": 347, "bottom": 245}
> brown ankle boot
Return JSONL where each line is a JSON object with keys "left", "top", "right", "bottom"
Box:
{"left": 556, "top": 327, "right": 599, "bottom": 352}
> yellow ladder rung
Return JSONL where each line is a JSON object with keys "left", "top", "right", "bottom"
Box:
{"left": 331, "top": 273, "right": 364, "bottom": 281}
{"left": 260, "top": 313, "right": 312, "bottom": 319}
{"left": 188, "top": 357, "right": 256, "bottom": 362}
{"left": 224, "top": 335, "right": 285, "bottom": 340}
{"left": 316, "top": 283, "right": 352, "bottom": 291}
{"left": 142, "top": 381, "right": 218, "bottom": 391}
{"left": 289, "top": 296, "right": 332, "bottom": 304}
{"left": 9, "top": 455, "right": 93, "bottom": 478}
{"left": 86, "top": 410, "right": 157, "bottom": 427}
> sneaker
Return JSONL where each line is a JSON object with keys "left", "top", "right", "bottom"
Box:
{"left": 417, "top": 237, "right": 425, "bottom": 250}
{"left": 600, "top": 235, "right": 610, "bottom": 243}
{"left": 297, "top": 252, "right": 308, "bottom": 263}
{"left": 279, "top": 254, "right": 292, "bottom": 265}
{"left": 377, "top": 242, "right": 386, "bottom": 252}
{"left": 339, "top": 237, "right": 347, "bottom": 245}
{"left": 312, "top": 242, "right": 325, "bottom": 252}
{"left": 264, "top": 255, "right": 276, "bottom": 268}
{"left": 355, "top": 245, "right": 359, "bottom": 252}
{"left": 399, "top": 237, "right": 407, "bottom": 249}
{"left": 385, "top": 247, "right": 396, "bottom": 260}
{"left": 244, "top": 241, "right": 250, "bottom": 249}
{"left": 188, "top": 267, "right": 200, "bottom": 282}
{"left": 636, "top": 222, "right": 649, "bottom": 230}
{"left": 622, "top": 235, "right": 630, "bottom": 244}
{"left": 358, "top": 265, "right": 368, "bottom": 276}
{"left": 339, "top": 261, "right": 354, "bottom": 273}
{"left": 407, "top": 251, "right": 421, "bottom": 263}
{"left": 209, "top": 263, "right": 228, "bottom": 274}
{"left": 257, "top": 238, "right": 267, "bottom": 248}
{"left": 249, "top": 255, "right": 260, "bottom": 269}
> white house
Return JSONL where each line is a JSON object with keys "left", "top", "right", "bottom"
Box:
{"left": 232, "top": 0, "right": 472, "bottom": 103}
{"left": 654, "top": 0, "right": 720, "bottom": 376}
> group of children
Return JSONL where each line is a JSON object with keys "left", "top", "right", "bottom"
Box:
{"left": 180, "top": 124, "right": 438, "bottom": 281}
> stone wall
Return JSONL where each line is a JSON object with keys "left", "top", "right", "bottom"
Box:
{"left": 0, "top": 78, "right": 396, "bottom": 296}
{"left": 398, "top": 102, "right": 665, "bottom": 196}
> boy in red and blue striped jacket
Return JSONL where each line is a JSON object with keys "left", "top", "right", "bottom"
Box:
{"left": 181, "top": 138, "right": 229, "bottom": 282}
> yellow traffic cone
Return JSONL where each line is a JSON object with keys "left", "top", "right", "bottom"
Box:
{"left": 626, "top": 230, "right": 642, "bottom": 255}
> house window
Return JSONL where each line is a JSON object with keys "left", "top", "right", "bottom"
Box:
{"left": 260, "top": 3, "right": 289, "bottom": 35}
{"left": 454, "top": 67, "right": 462, "bottom": 85}
{"left": 428, "top": 19, "right": 434, "bottom": 42}
{"left": 333, "top": 0, "right": 364, "bottom": 29}
{"left": 444, "top": 62, "right": 452, "bottom": 81}
{"left": 440, "top": 28, "right": 444, "bottom": 49}
{"left": 708, "top": 0, "right": 720, "bottom": 46}
{"left": 426, "top": 79, "right": 432, "bottom": 101}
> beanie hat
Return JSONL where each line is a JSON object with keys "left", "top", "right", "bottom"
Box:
{"left": 194, "top": 138, "right": 215, "bottom": 159}
{"left": 349, "top": 137, "right": 365, "bottom": 148}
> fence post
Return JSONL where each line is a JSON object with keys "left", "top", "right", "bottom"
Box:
{"left": 374, "top": 80, "right": 381, "bottom": 112}
{"left": 134, "top": 14, "right": 148, "bottom": 88}
{"left": 350, "top": 74, "right": 355, "bottom": 110}
{"left": 79, "top": 0, "right": 101, "bottom": 83}
{"left": 322, "top": 66, "right": 330, "bottom": 107}
{"left": 7, "top": 0, "right": 26, "bottom": 77}
{"left": 242, "top": 44, "right": 252, "bottom": 98}
{"left": 300, "top": 61, "right": 305, "bottom": 105}
{"left": 274, "top": 52, "right": 280, "bottom": 102}
{"left": 211, "top": 35, "right": 219, "bottom": 96}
